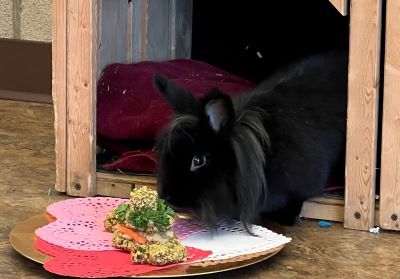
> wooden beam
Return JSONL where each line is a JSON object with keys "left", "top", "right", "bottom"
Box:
{"left": 98, "top": 0, "right": 130, "bottom": 72}
{"left": 0, "top": 89, "right": 52, "bottom": 103}
{"left": 146, "top": 0, "right": 171, "bottom": 60}
{"left": 302, "top": 196, "right": 379, "bottom": 225}
{"left": 302, "top": 197, "right": 345, "bottom": 222}
{"left": 169, "top": 0, "right": 193, "bottom": 59}
{"left": 379, "top": 0, "right": 400, "bottom": 231}
{"left": 96, "top": 172, "right": 157, "bottom": 198}
{"left": 66, "top": 0, "right": 98, "bottom": 196}
{"left": 344, "top": 0, "right": 383, "bottom": 230}
{"left": 52, "top": 0, "right": 67, "bottom": 192}
{"left": 132, "top": 0, "right": 149, "bottom": 61}
{"left": 131, "top": 0, "right": 192, "bottom": 62}
{"left": 140, "top": 0, "right": 148, "bottom": 60}
{"left": 329, "top": 0, "right": 348, "bottom": 16}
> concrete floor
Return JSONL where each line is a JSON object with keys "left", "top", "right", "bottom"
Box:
{"left": 0, "top": 99, "right": 399, "bottom": 279}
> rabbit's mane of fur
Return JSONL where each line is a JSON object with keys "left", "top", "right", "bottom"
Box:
{"left": 161, "top": 99, "right": 271, "bottom": 226}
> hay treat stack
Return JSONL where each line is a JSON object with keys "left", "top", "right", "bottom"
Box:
{"left": 104, "top": 186, "right": 188, "bottom": 265}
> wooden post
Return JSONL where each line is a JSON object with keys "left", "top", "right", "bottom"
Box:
{"left": 379, "top": 0, "right": 400, "bottom": 231}
{"left": 52, "top": 0, "right": 67, "bottom": 192}
{"left": 65, "top": 0, "right": 98, "bottom": 196}
{"left": 329, "top": 0, "right": 348, "bottom": 16}
{"left": 344, "top": 0, "right": 383, "bottom": 230}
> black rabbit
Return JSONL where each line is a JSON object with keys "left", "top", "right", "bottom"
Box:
{"left": 154, "top": 52, "right": 347, "bottom": 227}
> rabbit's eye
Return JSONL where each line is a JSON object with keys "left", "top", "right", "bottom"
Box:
{"left": 190, "top": 155, "right": 206, "bottom": 171}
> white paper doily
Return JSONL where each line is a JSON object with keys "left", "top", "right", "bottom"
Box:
{"left": 182, "top": 220, "right": 291, "bottom": 262}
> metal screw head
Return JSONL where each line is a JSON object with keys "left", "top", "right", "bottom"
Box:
{"left": 391, "top": 214, "right": 398, "bottom": 221}
{"left": 354, "top": 212, "right": 361, "bottom": 219}
{"left": 74, "top": 183, "right": 81, "bottom": 190}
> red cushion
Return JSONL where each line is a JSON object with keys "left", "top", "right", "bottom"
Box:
{"left": 97, "top": 59, "right": 255, "bottom": 173}
{"left": 97, "top": 59, "right": 254, "bottom": 140}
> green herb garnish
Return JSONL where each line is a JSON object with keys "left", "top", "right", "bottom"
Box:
{"left": 127, "top": 199, "right": 175, "bottom": 230}
{"left": 115, "top": 203, "right": 128, "bottom": 222}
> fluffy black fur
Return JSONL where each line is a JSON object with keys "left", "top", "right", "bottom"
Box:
{"left": 154, "top": 52, "right": 348, "bottom": 227}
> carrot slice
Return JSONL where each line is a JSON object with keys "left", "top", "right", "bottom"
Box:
{"left": 116, "top": 224, "right": 147, "bottom": 244}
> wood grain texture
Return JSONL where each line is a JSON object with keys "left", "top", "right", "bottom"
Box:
{"left": 140, "top": 0, "right": 148, "bottom": 60}
{"left": 0, "top": 89, "right": 52, "bottom": 104}
{"left": 140, "top": 0, "right": 149, "bottom": 60}
{"left": 2, "top": 99, "right": 400, "bottom": 278}
{"left": 0, "top": 100, "right": 68, "bottom": 279}
{"left": 169, "top": 0, "right": 193, "bottom": 59}
{"left": 329, "top": 0, "right": 348, "bottom": 16}
{"left": 96, "top": 172, "right": 156, "bottom": 198}
{"left": 301, "top": 200, "right": 344, "bottom": 222}
{"left": 344, "top": 0, "right": 382, "bottom": 230}
{"left": 146, "top": 0, "right": 192, "bottom": 60}
{"left": 132, "top": 0, "right": 147, "bottom": 61}
{"left": 379, "top": 0, "right": 400, "bottom": 230}
{"left": 66, "top": 0, "right": 98, "bottom": 197}
{"left": 51, "top": 0, "right": 67, "bottom": 192}
{"left": 147, "top": 0, "right": 171, "bottom": 60}
{"left": 127, "top": 0, "right": 134, "bottom": 62}
{"left": 99, "top": 0, "right": 130, "bottom": 72}
{"left": 302, "top": 197, "right": 380, "bottom": 225}
{"left": 131, "top": 0, "right": 192, "bottom": 62}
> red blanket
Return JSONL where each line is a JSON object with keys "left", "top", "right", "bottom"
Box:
{"left": 97, "top": 59, "right": 255, "bottom": 173}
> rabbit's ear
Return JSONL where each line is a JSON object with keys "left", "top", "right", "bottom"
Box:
{"left": 154, "top": 74, "right": 199, "bottom": 115}
{"left": 203, "top": 89, "right": 235, "bottom": 134}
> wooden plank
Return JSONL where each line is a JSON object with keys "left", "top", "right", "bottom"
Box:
{"left": 147, "top": 0, "right": 171, "bottom": 60}
{"left": 52, "top": 0, "right": 67, "bottom": 192}
{"left": 0, "top": 89, "right": 52, "bottom": 103}
{"left": 146, "top": 0, "right": 192, "bottom": 60}
{"left": 308, "top": 196, "right": 345, "bottom": 206}
{"left": 344, "top": 0, "right": 382, "bottom": 230}
{"left": 132, "top": 0, "right": 148, "bottom": 61}
{"left": 97, "top": 172, "right": 157, "bottom": 185}
{"left": 302, "top": 200, "right": 344, "bottom": 222}
{"left": 131, "top": 0, "right": 192, "bottom": 62}
{"left": 302, "top": 196, "right": 379, "bottom": 225}
{"left": 98, "top": 0, "right": 130, "bottom": 72}
{"left": 96, "top": 172, "right": 157, "bottom": 198}
{"left": 66, "top": 0, "right": 98, "bottom": 197}
{"left": 140, "top": 0, "right": 148, "bottom": 60}
{"left": 127, "top": 0, "right": 134, "bottom": 63}
{"left": 329, "top": 0, "right": 348, "bottom": 16}
{"left": 379, "top": 0, "right": 400, "bottom": 231}
{"left": 170, "top": 0, "right": 193, "bottom": 58}
{"left": 97, "top": 175, "right": 135, "bottom": 198}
